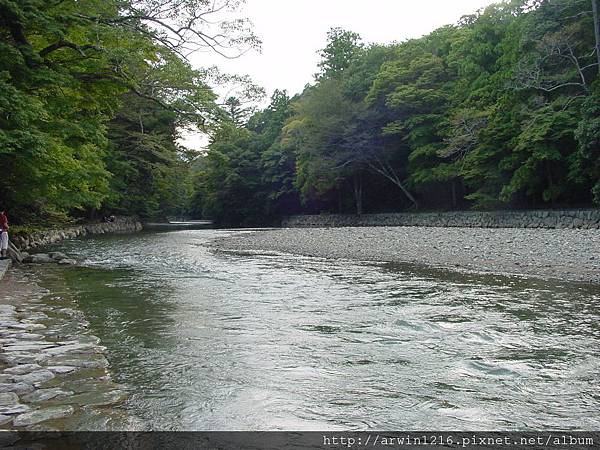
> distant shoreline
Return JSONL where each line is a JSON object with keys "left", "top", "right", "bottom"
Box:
{"left": 210, "top": 226, "right": 600, "bottom": 285}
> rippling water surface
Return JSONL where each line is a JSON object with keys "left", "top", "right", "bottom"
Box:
{"left": 39, "top": 230, "right": 600, "bottom": 430}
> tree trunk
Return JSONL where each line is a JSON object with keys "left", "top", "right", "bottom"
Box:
{"left": 593, "top": 0, "right": 600, "bottom": 75}
{"left": 451, "top": 179, "right": 457, "bottom": 209}
{"left": 353, "top": 172, "right": 363, "bottom": 215}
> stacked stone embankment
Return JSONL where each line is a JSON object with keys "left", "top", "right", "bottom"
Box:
{"left": 11, "top": 217, "right": 142, "bottom": 251}
{"left": 282, "top": 209, "right": 600, "bottom": 229}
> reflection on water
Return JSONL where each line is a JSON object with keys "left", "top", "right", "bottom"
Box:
{"left": 39, "top": 230, "right": 600, "bottom": 430}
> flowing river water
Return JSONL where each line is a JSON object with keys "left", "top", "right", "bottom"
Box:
{"left": 2, "top": 229, "right": 600, "bottom": 430}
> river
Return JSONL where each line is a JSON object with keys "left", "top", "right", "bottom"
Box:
{"left": 8, "top": 229, "right": 600, "bottom": 430}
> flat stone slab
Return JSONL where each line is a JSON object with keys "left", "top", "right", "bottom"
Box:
{"left": 3, "top": 343, "right": 57, "bottom": 352}
{"left": 48, "top": 252, "right": 68, "bottom": 261}
{"left": 0, "top": 414, "right": 11, "bottom": 425}
{"left": 43, "top": 343, "right": 96, "bottom": 356}
{"left": 65, "top": 389, "right": 126, "bottom": 407}
{"left": 0, "top": 392, "right": 19, "bottom": 406}
{"left": 0, "top": 383, "right": 34, "bottom": 394}
{"left": 26, "top": 254, "right": 53, "bottom": 264}
{"left": 13, "top": 405, "right": 74, "bottom": 427}
{"left": 20, "top": 369, "right": 55, "bottom": 385}
{"left": 2, "top": 322, "right": 47, "bottom": 331}
{"left": 43, "top": 357, "right": 108, "bottom": 369}
{"left": 22, "top": 388, "right": 74, "bottom": 403}
{"left": 46, "top": 366, "right": 77, "bottom": 374}
{"left": 3, "top": 364, "right": 42, "bottom": 375}
{"left": 17, "top": 333, "right": 46, "bottom": 341}
{"left": 0, "top": 259, "right": 11, "bottom": 280}
{"left": 0, "top": 353, "right": 45, "bottom": 365}
{"left": 0, "top": 404, "right": 30, "bottom": 415}
{"left": 57, "top": 259, "right": 76, "bottom": 265}
{"left": 0, "top": 305, "right": 16, "bottom": 314}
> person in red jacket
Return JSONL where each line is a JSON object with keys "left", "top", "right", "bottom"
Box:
{"left": 0, "top": 209, "right": 9, "bottom": 259}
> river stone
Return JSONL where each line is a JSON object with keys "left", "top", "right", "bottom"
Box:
{"left": 0, "top": 353, "right": 43, "bottom": 365}
{"left": 20, "top": 370, "right": 55, "bottom": 385}
{"left": 3, "top": 364, "right": 43, "bottom": 376}
{"left": 0, "top": 320, "right": 23, "bottom": 329}
{"left": 0, "top": 383, "right": 34, "bottom": 394}
{"left": 13, "top": 405, "right": 74, "bottom": 427}
{"left": 0, "top": 305, "right": 16, "bottom": 314}
{"left": 26, "top": 254, "right": 54, "bottom": 264}
{"left": 0, "top": 404, "right": 30, "bottom": 415}
{"left": 46, "top": 366, "right": 76, "bottom": 374}
{"left": 0, "top": 414, "right": 11, "bottom": 425}
{"left": 4, "top": 322, "right": 46, "bottom": 331}
{"left": 22, "top": 323, "right": 47, "bottom": 331}
{"left": 0, "top": 392, "right": 19, "bottom": 406}
{"left": 57, "top": 259, "right": 76, "bottom": 265}
{"left": 65, "top": 389, "right": 126, "bottom": 407}
{"left": 0, "top": 375, "right": 13, "bottom": 384}
{"left": 43, "top": 343, "right": 96, "bottom": 356}
{"left": 45, "top": 357, "right": 108, "bottom": 369}
{"left": 22, "top": 388, "right": 74, "bottom": 403}
{"left": 49, "top": 252, "right": 68, "bottom": 261}
{"left": 16, "top": 333, "right": 45, "bottom": 341}
{"left": 3, "top": 343, "right": 57, "bottom": 352}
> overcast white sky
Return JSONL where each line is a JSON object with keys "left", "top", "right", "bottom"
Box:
{"left": 181, "top": 0, "right": 501, "bottom": 149}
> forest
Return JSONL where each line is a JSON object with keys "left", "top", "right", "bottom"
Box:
{"left": 2, "top": 0, "right": 600, "bottom": 227}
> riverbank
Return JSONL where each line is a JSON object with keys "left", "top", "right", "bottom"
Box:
{"left": 0, "top": 267, "right": 127, "bottom": 430}
{"left": 210, "top": 226, "right": 600, "bottom": 284}
{"left": 11, "top": 217, "right": 142, "bottom": 252}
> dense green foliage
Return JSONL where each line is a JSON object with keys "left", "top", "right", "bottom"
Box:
{"left": 2, "top": 0, "right": 599, "bottom": 227}
{"left": 198, "top": 0, "right": 600, "bottom": 225}
{"left": 0, "top": 0, "right": 256, "bottom": 224}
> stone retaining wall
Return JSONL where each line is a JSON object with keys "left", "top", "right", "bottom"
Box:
{"left": 11, "top": 217, "right": 143, "bottom": 251}
{"left": 282, "top": 209, "right": 600, "bottom": 229}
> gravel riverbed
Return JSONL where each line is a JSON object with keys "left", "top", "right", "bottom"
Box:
{"left": 211, "top": 226, "right": 600, "bottom": 284}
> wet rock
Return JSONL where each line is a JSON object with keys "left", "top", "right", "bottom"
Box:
{"left": 0, "top": 414, "right": 12, "bottom": 425}
{"left": 3, "top": 322, "right": 46, "bottom": 331}
{"left": 20, "top": 369, "right": 55, "bottom": 385}
{"left": 22, "top": 323, "right": 47, "bottom": 331}
{"left": 0, "top": 321, "right": 22, "bottom": 329}
{"left": 43, "top": 343, "right": 96, "bottom": 356}
{"left": 0, "top": 383, "right": 34, "bottom": 394}
{"left": 0, "top": 353, "right": 44, "bottom": 365}
{"left": 13, "top": 405, "right": 74, "bottom": 427}
{"left": 57, "top": 258, "right": 76, "bottom": 265}
{"left": 0, "top": 305, "right": 16, "bottom": 314}
{"left": 22, "top": 388, "right": 73, "bottom": 403}
{"left": 0, "top": 404, "right": 30, "bottom": 415}
{"left": 46, "top": 366, "right": 76, "bottom": 374}
{"left": 16, "top": 333, "right": 45, "bottom": 341}
{"left": 3, "top": 343, "right": 57, "bottom": 352}
{"left": 3, "top": 364, "right": 42, "bottom": 376}
{"left": 24, "top": 254, "right": 54, "bottom": 264}
{"left": 45, "top": 357, "right": 108, "bottom": 369}
{"left": 65, "top": 389, "right": 126, "bottom": 407}
{"left": 48, "top": 252, "right": 68, "bottom": 261}
{"left": 0, "top": 392, "right": 19, "bottom": 406}
{"left": 25, "top": 424, "right": 60, "bottom": 431}
{"left": 8, "top": 249, "right": 23, "bottom": 264}
{"left": 23, "top": 312, "right": 49, "bottom": 321}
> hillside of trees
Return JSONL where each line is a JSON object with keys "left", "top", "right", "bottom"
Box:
{"left": 198, "top": 0, "right": 600, "bottom": 226}
{"left": 0, "top": 0, "right": 260, "bottom": 226}
{"left": 2, "top": 0, "right": 599, "bottom": 228}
